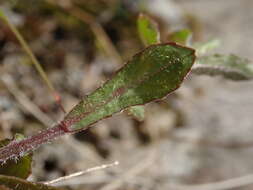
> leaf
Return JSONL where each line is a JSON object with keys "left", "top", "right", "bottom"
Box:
{"left": 0, "top": 135, "right": 32, "bottom": 179}
{"left": 63, "top": 43, "right": 195, "bottom": 132}
{"left": 127, "top": 105, "right": 145, "bottom": 121}
{"left": 129, "top": 13, "right": 161, "bottom": 121}
{"left": 0, "top": 175, "right": 61, "bottom": 190}
{"left": 169, "top": 29, "right": 192, "bottom": 45}
{"left": 193, "top": 54, "right": 253, "bottom": 80}
{"left": 193, "top": 39, "right": 220, "bottom": 56}
{"left": 137, "top": 13, "right": 160, "bottom": 46}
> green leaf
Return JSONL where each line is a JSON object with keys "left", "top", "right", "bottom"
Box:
{"left": 193, "top": 39, "right": 220, "bottom": 56}
{"left": 127, "top": 105, "right": 145, "bottom": 121}
{"left": 169, "top": 29, "right": 192, "bottom": 45}
{"left": 131, "top": 13, "right": 161, "bottom": 121}
{"left": 193, "top": 54, "right": 253, "bottom": 80}
{"left": 63, "top": 43, "right": 195, "bottom": 131}
{"left": 0, "top": 135, "right": 32, "bottom": 179}
{"left": 137, "top": 13, "right": 160, "bottom": 46}
{"left": 0, "top": 175, "right": 61, "bottom": 190}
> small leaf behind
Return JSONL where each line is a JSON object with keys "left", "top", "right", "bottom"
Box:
{"left": 63, "top": 43, "right": 195, "bottom": 132}
{"left": 0, "top": 136, "right": 32, "bottom": 179}
{"left": 0, "top": 175, "right": 61, "bottom": 190}
{"left": 193, "top": 39, "right": 220, "bottom": 56}
{"left": 169, "top": 29, "right": 192, "bottom": 45}
{"left": 193, "top": 54, "right": 253, "bottom": 80}
{"left": 137, "top": 13, "right": 160, "bottom": 46}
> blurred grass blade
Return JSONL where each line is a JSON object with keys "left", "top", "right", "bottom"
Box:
{"left": 137, "top": 13, "right": 160, "bottom": 46}
{"left": 193, "top": 39, "right": 221, "bottom": 56}
{"left": 193, "top": 54, "right": 253, "bottom": 80}
{"left": 0, "top": 175, "right": 61, "bottom": 190}
{"left": 0, "top": 10, "right": 65, "bottom": 113}
{"left": 0, "top": 135, "right": 32, "bottom": 179}
{"left": 63, "top": 43, "right": 195, "bottom": 131}
{"left": 169, "top": 29, "right": 192, "bottom": 45}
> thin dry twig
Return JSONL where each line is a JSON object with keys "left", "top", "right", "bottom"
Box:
{"left": 100, "top": 150, "right": 156, "bottom": 190}
{"left": 0, "top": 10, "right": 66, "bottom": 113}
{"left": 44, "top": 161, "right": 119, "bottom": 186}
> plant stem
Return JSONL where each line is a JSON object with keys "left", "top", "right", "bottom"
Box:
{"left": 0, "top": 123, "right": 69, "bottom": 163}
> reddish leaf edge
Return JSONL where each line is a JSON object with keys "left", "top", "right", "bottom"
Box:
{"left": 62, "top": 42, "right": 196, "bottom": 132}
{"left": 0, "top": 42, "right": 196, "bottom": 164}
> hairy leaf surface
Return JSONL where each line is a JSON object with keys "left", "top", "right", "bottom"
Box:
{"left": 63, "top": 43, "right": 195, "bottom": 131}
{"left": 193, "top": 54, "right": 253, "bottom": 80}
{"left": 128, "top": 13, "right": 161, "bottom": 121}
{"left": 0, "top": 136, "right": 32, "bottom": 179}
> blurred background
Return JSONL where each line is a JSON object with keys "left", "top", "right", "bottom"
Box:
{"left": 1, "top": 0, "right": 253, "bottom": 189}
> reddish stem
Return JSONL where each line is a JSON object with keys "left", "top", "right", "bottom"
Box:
{"left": 0, "top": 124, "right": 68, "bottom": 163}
